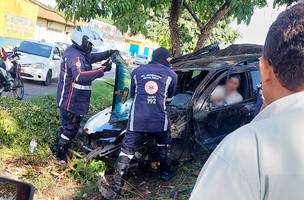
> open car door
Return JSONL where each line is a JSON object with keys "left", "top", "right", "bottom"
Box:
{"left": 109, "top": 53, "right": 133, "bottom": 123}
{"left": 83, "top": 53, "right": 132, "bottom": 135}
{"left": 192, "top": 66, "right": 254, "bottom": 150}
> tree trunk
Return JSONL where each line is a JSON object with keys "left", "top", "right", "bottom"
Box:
{"left": 195, "top": 2, "right": 231, "bottom": 50}
{"left": 169, "top": 0, "right": 182, "bottom": 57}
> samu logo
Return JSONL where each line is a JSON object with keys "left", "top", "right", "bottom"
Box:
{"left": 145, "top": 81, "right": 158, "bottom": 95}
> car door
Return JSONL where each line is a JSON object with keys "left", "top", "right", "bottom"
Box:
{"left": 247, "top": 68, "right": 262, "bottom": 117}
{"left": 192, "top": 67, "right": 255, "bottom": 150}
{"left": 109, "top": 53, "right": 133, "bottom": 124}
{"left": 51, "top": 47, "right": 61, "bottom": 78}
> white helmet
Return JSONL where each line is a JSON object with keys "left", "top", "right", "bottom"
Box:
{"left": 71, "top": 26, "right": 103, "bottom": 48}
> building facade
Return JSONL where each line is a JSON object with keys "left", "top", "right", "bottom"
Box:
{"left": 0, "top": 0, "right": 158, "bottom": 59}
{"left": 0, "top": 0, "right": 76, "bottom": 48}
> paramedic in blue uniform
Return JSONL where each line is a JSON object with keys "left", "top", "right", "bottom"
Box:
{"left": 108, "top": 47, "right": 178, "bottom": 198}
{"left": 55, "top": 26, "right": 117, "bottom": 164}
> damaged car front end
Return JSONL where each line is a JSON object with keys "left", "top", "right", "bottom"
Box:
{"left": 83, "top": 44, "right": 264, "bottom": 166}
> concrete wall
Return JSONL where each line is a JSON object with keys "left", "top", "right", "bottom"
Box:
{"left": 35, "top": 18, "right": 71, "bottom": 43}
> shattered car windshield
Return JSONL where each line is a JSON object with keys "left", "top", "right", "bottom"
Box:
{"left": 109, "top": 53, "right": 133, "bottom": 123}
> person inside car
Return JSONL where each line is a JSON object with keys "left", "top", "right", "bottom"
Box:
{"left": 210, "top": 74, "right": 243, "bottom": 107}
{"left": 190, "top": 3, "right": 304, "bottom": 200}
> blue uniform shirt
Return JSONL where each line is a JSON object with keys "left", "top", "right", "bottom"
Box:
{"left": 57, "top": 45, "right": 110, "bottom": 115}
{"left": 127, "top": 64, "right": 177, "bottom": 132}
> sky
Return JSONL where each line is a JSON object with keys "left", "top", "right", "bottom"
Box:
{"left": 232, "top": 1, "right": 285, "bottom": 44}
{"left": 38, "top": 0, "right": 285, "bottom": 45}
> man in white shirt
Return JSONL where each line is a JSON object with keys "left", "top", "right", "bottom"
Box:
{"left": 190, "top": 3, "right": 304, "bottom": 200}
{"left": 210, "top": 74, "right": 243, "bottom": 107}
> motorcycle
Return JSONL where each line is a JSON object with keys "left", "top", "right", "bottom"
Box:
{"left": 0, "top": 48, "right": 24, "bottom": 100}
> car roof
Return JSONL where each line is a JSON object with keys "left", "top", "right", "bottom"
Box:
{"left": 21, "top": 40, "right": 58, "bottom": 48}
{"left": 172, "top": 44, "right": 263, "bottom": 71}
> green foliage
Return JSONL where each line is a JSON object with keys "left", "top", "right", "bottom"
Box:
{"left": 70, "top": 159, "right": 107, "bottom": 182}
{"left": 56, "top": 0, "right": 297, "bottom": 54}
{"left": 0, "top": 80, "right": 113, "bottom": 151}
{"left": 147, "top": 11, "right": 239, "bottom": 53}
{"left": 0, "top": 80, "right": 114, "bottom": 198}
{"left": 56, "top": 0, "right": 296, "bottom": 45}
{"left": 89, "top": 79, "right": 114, "bottom": 114}
{"left": 0, "top": 95, "right": 59, "bottom": 150}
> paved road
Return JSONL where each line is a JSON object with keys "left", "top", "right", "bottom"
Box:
{"left": 2, "top": 63, "right": 138, "bottom": 100}
{"left": 2, "top": 69, "right": 116, "bottom": 100}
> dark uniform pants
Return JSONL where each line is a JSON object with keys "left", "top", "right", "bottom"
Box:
{"left": 111, "top": 130, "right": 171, "bottom": 195}
{"left": 56, "top": 109, "right": 83, "bottom": 160}
{"left": 121, "top": 130, "right": 171, "bottom": 157}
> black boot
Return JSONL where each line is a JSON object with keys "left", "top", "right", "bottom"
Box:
{"left": 112, "top": 155, "right": 131, "bottom": 194}
{"left": 101, "top": 155, "right": 131, "bottom": 199}
{"left": 160, "top": 156, "right": 174, "bottom": 182}
{"left": 56, "top": 133, "right": 70, "bottom": 164}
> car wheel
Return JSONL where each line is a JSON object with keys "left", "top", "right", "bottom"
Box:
{"left": 43, "top": 70, "right": 52, "bottom": 86}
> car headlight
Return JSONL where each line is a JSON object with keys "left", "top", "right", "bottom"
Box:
{"left": 30, "top": 63, "right": 44, "bottom": 68}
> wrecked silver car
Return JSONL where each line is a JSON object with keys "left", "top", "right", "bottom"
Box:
{"left": 82, "top": 44, "right": 263, "bottom": 165}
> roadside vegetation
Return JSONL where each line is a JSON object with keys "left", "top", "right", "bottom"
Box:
{"left": 0, "top": 80, "right": 113, "bottom": 199}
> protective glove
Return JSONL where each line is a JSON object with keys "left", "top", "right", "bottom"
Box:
{"left": 109, "top": 49, "right": 119, "bottom": 56}
{"left": 102, "top": 59, "right": 112, "bottom": 72}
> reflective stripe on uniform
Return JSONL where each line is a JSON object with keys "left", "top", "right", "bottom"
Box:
{"left": 166, "top": 97, "right": 173, "bottom": 102}
{"left": 129, "top": 75, "right": 137, "bottom": 131}
{"left": 60, "top": 134, "right": 70, "bottom": 141}
{"left": 119, "top": 151, "right": 134, "bottom": 159}
{"left": 163, "top": 76, "right": 172, "bottom": 131}
{"left": 59, "top": 58, "right": 67, "bottom": 107}
{"left": 73, "top": 83, "right": 91, "bottom": 90}
{"left": 75, "top": 74, "right": 80, "bottom": 82}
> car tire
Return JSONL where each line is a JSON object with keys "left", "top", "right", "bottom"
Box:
{"left": 43, "top": 70, "right": 52, "bottom": 86}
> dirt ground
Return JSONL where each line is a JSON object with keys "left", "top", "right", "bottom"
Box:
{"left": 0, "top": 145, "right": 207, "bottom": 200}
{"left": 119, "top": 160, "right": 203, "bottom": 200}
{"left": 84, "top": 158, "right": 204, "bottom": 200}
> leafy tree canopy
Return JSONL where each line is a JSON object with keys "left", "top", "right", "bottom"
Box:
{"left": 57, "top": 0, "right": 297, "bottom": 55}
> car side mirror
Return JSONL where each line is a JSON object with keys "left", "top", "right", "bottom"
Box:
{"left": 53, "top": 54, "right": 61, "bottom": 60}
{"left": 0, "top": 176, "right": 35, "bottom": 200}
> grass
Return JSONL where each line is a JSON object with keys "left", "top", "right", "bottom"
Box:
{"left": 0, "top": 80, "right": 114, "bottom": 200}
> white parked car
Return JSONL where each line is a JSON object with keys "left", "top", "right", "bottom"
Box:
{"left": 134, "top": 55, "right": 148, "bottom": 65}
{"left": 17, "top": 40, "right": 62, "bottom": 86}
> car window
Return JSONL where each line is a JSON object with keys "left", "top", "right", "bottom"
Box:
{"left": 250, "top": 70, "right": 261, "bottom": 94}
{"left": 138, "top": 55, "right": 147, "bottom": 59}
{"left": 206, "top": 73, "right": 247, "bottom": 110}
{"left": 191, "top": 70, "right": 201, "bottom": 78}
{"left": 53, "top": 47, "right": 60, "bottom": 58}
{"left": 17, "top": 41, "right": 52, "bottom": 58}
{"left": 186, "top": 70, "right": 209, "bottom": 91}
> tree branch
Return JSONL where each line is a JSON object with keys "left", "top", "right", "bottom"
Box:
{"left": 169, "top": 0, "right": 183, "bottom": 56}
{"left": 195, "top": 1, "right": 231, "bottom": 50}
{"left": 201, "top": 1, "right": 231, "bottom": 33}
{"left": 183, "top": 1, "right": 204, "bottom": 30}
